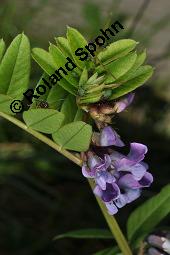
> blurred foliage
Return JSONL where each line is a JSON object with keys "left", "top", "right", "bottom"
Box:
{"left": 0, "top": 0, "right": 170, "bottom": 254}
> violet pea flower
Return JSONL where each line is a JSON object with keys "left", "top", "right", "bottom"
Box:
{"left": 82, "top": 154, "right": 115, "bottom": 190}
{"left": 81, "top": 125, "right": 153, "bottom": 215}
{"left": 111, "top": 143, "right": 149, "bottom": 181}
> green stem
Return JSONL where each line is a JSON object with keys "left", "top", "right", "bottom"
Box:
{"left": 0, "top": 112, "right": 81, "bottom": 166}
{"left": 89, "top": 179, "right": 132, "bottom": 255}
{"left": 0, "top": 111, "right": 132, "bottom": 255}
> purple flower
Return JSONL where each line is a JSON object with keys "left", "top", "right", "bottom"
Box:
{"left": 94, "top": 183, "right": 120, "bottom": 202}
{"left": 100, "top": 126, "right": 125, "bottom": 147}
{"left": 82, "top": 154, "right": 115, "bottom": 190}
{"left": 111, "top": 143, "right": 149, "bottom": 180}
{"left": 118, "top": 172, "right": 153, "bottom": 189}
{"left": 95, "top": 169, "right": 116, "bottom": 190}
{"left": 81, "top": 126, "right": 153, "bottom": 215}
{"left": 113, "top": 93, "right": 135, "bottom": 113}
{"left": 105, "top": 201, "right": 118, "bottom": 215}
{"left": 147, "top": 233, "right": 170, "bottom": 255}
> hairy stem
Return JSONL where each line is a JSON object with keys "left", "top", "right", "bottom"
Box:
{"left": 0, "top": 111, "right": 132, "bottom": 255}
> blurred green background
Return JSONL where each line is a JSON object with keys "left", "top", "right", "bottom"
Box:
{"left": 0, "top": 0, "right": 170, "bottom": 254}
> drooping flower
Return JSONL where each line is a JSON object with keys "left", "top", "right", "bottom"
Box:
{"left": 82, "top": 125, "right": 153, "bottom": 215}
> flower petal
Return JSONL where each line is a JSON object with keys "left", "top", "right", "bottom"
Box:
{"left": 110, "top": 151, "right": 124, "bottom": 161}
{"left": 82, "top": 164, "right": 95, "bottom": 178}
{"left": 163, "top": 237, "right": 170, "bottom": 254}
{"left": 88, "top": 155, "right": 101, "bottom": 169}
{"left": 118, "top": 174, "right": 141, "bottom": 189}
{"left": 100, "top": 127, "right": 125, "bottom": 147}
{"left": 130, "top": 163, "right": 147, "bottom": 180}
{"left": 96, "top": 170, "right": 115, "bottom": 190}
{"left": 105, "top": 201, "right": 118, "bottom": 215}
{"left": 114, "top": 93, "right": 135, "bottom": 113}
{"left": 116, "top": 143, "right": 148, "bottom": 170}
{"left": 125, "top": 188, "right": 141, "bottom": 203}
{"left": 96, "top": 172, "right": 107, "bottom": 190}
{"left": 139, "top": 172, "right": 153, "bottom": 187}
{"left": 101, "top": 183, "right": 120, "bottom": 202}
{"left": 97, "top": 154, "right": 112, "bottom": 171}
{"left": 147, "top": 235, "right": 165, "bottom": 251}
{"left": 148, "top": 247, "right": 163, "bottom": 255}
{"left": 115, "top": 194, "right": 127, "bottom": 208}
{"left": 93, "top": 185, "right": 102, "bottom": 197}
{"left": 128, "top": 143, "right": 148, "bottom": 163}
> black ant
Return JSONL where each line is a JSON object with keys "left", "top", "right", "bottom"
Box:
{"left": 27, "top": 99, "right": 49, "bottom": 109}
{"left": 36, "top": 99, "right": 49, "bottom": 108}
{"left": 28, "top": 99, "right": 65, "bottom": 109}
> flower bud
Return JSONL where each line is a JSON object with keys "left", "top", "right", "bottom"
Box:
{"left": 148, "top": 247, "right": 165, "bottom": 255}
{"left": 147, "top": 233, "right": 170, "bottom": 255}
{"left": 113, "top": 93, "right": 135, "bottom": 113}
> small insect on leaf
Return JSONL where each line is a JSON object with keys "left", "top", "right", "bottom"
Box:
{"left": 34, "top": 99, "right": 49, "bottom": 109}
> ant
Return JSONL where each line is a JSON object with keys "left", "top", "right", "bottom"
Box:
{"left": 28, "top": 99, "right": 65, "bottom": 109}
{"left": 36, "top": 99, "right": 49, "bottom": 108}
{"left": 27, "top": 99, "right": 49, "bottom": 109}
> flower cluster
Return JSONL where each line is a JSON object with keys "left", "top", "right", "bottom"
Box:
{"left": 82, "top": 94, "right": 153, "bottom": 215}
{"left": 82, "top": 126, "right": 153, "bottom": 215}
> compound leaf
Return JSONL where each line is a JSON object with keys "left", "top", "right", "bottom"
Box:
{"left": 100, "top": 52, "right": 137, "bottom": 83}
{"left": 97, "top": 39, "right": 138, "bottom": 64}
{"left": 52, "top": 121, "right": 92, "bottom": 151}
{"left": 32, "top": 48, "right": 56, "bottom": 75}
{"left": 23, "top": 109, "right": 65, "bottom": 134}
{"left": 0, "top": 94, "right": 15, "bottom": 114}
{"left": 0, "top": 34, "right": 30, "bottom": 114}
{"left": 30, "top": 73, "right": 68, "bottom": 110}
{"left": 79, "top": 67, "right": 88, "bottom": 86}
{"left": 0, "top": 33, "right": 30, "bottom": 98}
{"left": 30, "top": 73, "right": 50, "bottom": 109}
{"left": 61, "top": 94, "right": 77, "bottom": 124}
{"left": 133, "top": 49, "right": 146, "bottom": 68}
{"left": 58, "top": 78, "right": 77, "bottom": 95}
{"left": 74, "top": 108, "right": 84, "bottom": 121}
{"left": 116, "top": 50, "right": 147, "bottom": 83}
{"left": 47, "top": 85, "right": 67, "bottom": 110}
{"left": 49, "top": 44, "right": 78, "bottom": 87}
{"left": 110, "top": 65, "right": 153, "bottom": 100}
{"left": 32, "top": 48, "right": 77, "bottom": 96}
{"left": 67, "top": 27, "right": 92, "bottom": 70}
{"left": 55, "top": 36, "right": 73, "bottom": 59}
